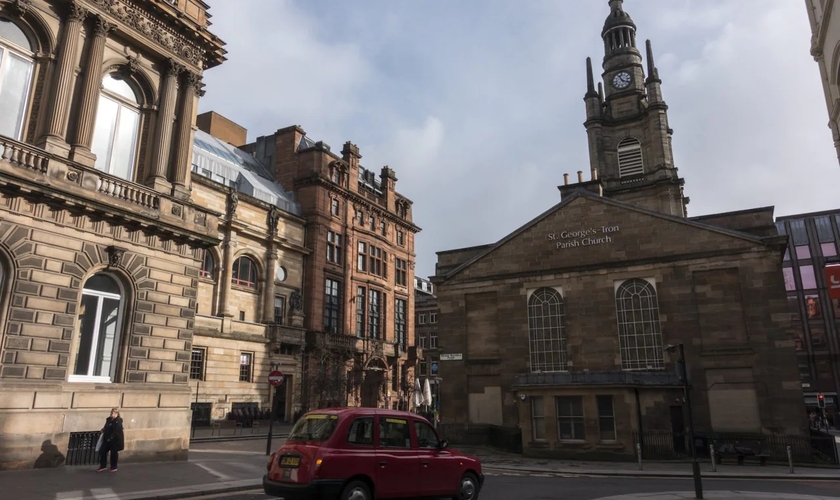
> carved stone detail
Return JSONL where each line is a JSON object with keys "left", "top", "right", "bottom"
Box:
{"left": 290, "top": 290, "right": 303, "bottom": 312}
{"left": 267, "top": 206, "right": 280, "bottom": 235}
{"left": 7, "top": 0, "right": 32, "bottom": 17}
{"left": 171, "top": 204, "right": 182, "bottom": 217}
{"left": 93, "top": 16, "right": 116, "bottom": 37}
{"left": 226, "top": 188, "right": 238, "bottom": 219}
{"left": 67, "top": 1, "right": 89, "bottom": 22}
{"left": 106, "top": 245, "right": 126, "bottom": 267}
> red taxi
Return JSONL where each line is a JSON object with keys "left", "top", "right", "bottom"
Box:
{"left": 263, "top": 408, "right": 483, "bottom": 500}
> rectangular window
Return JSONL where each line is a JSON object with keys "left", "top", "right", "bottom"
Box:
{"left": 395, "top": 298, "right": 406, "bottom": 347}
{"left": 800, "top": 265, "right": 817, "bottom": 289}
{"left": 369, "top": 245, "right": 386, "bottom": 278}
{"left": 418, "top": 332, "right": 428, "bottom": 349}
{"left": 379, "top": 416, "right": 411, "bottom": 448}
{"left": 239, "top": 352, "right": 253, "bottom": 382}
{"left": 597, "top": 395, "right": 616, "bottom": 441}
{"left": 357, "top": 242, "right": 367, "bottom": 271}
{"left": 419, "top": 359, "right": 428, "bottom": 375}
{"left": 429, "top": 312, "right": 437, "bottom": 324}
{"left": 397, "top": 230, "right": 405, "bottom": 246}
{"left": 556, "top": 396, "right": 585, "bottom": 440}
{"left": 324, "top": 278, "right": 341, "bottom": 334}
{"left": 379, "top": 221, "right": 386, "bottom": 236}
{"left": 815, "top": 216, "right": 836, "bottom": 243}
{"left": 274, "top": 296, "right": 285, "bottom": 325}
{"left": 795, "top": 245, "right": 811, "bottom": 260}
{"left": 368, "top": 289, "right": 381, "bottom": 339}
{"left": 369, "top": 215, "right": 375, "bottom": 231}
{"left": 822, "top": 242, "right": 838, "bottom": 257}
{"left": 418, "top": 313, "right": 427, "bottom": 325}
{"left": 356, "top": 209, "right": 364, "bottom": 226}
{"left": 395, "top": 258, "right": 407, "bottom": 286}
{"left": 327, "top": 231, "right": 342, "bottom": 264}
{"left": 356, "top": 286, "right": 366, "bottom": 337}
{"left": 430, "top": 330, "right": 438, "bottom": 349}
{"left": 190, "top": 348, "right": 205, "bottom": 381}
{"left": 531, "top": 396, "right": 546, "bottom": 440}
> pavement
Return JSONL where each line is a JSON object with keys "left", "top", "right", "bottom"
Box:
{"left": 1, "top": 431, "right": 839, "bottom": 500}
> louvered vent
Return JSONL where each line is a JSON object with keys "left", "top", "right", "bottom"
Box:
{"left": 617, "top": 138, "right": 644, "bottom": 177}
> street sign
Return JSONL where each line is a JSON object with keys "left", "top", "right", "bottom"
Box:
{"left": 826, "top": 266, "right": 840, "bottom": 300}
{"left": 268, "top": 370, "right": 285, "bottom": 387}
{"left": 440, "top": 353, "right": 463, "bottom": 361}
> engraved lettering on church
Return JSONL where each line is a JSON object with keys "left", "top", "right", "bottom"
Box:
{"left": 547, "top": 226, "right": 620, "bottom": 249}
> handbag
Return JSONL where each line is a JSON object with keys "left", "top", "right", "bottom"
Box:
{"left": 95, "top": 434, "right": 104, "bottom": 452}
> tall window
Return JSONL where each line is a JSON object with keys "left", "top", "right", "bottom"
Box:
{"left": 357, "top": 242, "right": 367, "bottom": 271}
{"left": 274, "top": 296, "right": 285, "bottom": 325}
{"left": 368, "top": 215, "right": 375, "bottom": 231}
{"left": 430, "top": 330, "right": 438, "bottom": 349}
{"left": 597, "top": 395, "right": 616, "bottom": 441}
{"left": 190, "top": 348, "right": 206, "bottom": 380}
{"left": 369, "top": 245, "right": 386, "bottom": 278}
{"left": 331, "top": 198, "right": 339, "bottom": 216}
{"left": 324, "top": 278, "right": 341, "bottom": 334}
{"left": 200, "top": 249, "right": 214, "bottom": 279}
{"left": 0, "top": 18, "right": 34, "bottom": 140}
{"left": 527, "top": 288, "right": 567, "bottom": 372}
{"left": 429, "top": 312, "right": 437, "bottom": 323}
{"left": 327, "top": 231, "right": 342, "bottom": 264}
{"left": 397, "top": 230, "right": 405, "bottom": 246}
{"left": 91, "top": 74, "right": 141, "bottom": 181}
{"left": 531, "top": 396, "right": 546, "bottom": 440}
{"left": 239, "top": 352, "right": 253, "bottom": 382}
{"left": 356, "top": 209, "right": 364, "bottom": 226}
{"left": 232, "top": 256, "right": 258, "bottom": 289}
{"left": 615, "top": 278, "right": 663, "bottom": 370}
{"left": 379, "top": 221, "right": 386, "bottom": 235}
{"left": 395, "top": 258, "right": 407, "bottom": 286}
{"left": 368, "top": 289, "right": 381, "bottom": 339}
{"left": 617, "top": 137, "right": 644, "bottom": 177}
{"left": 418, "top": 331, "right": 428, "bottom": 349}
{"left": 395, "top": 298, "right": 406, "bottom": 347}
{"left": 355, "top": 286, "right": 366, "bottom": 337}
{"left": 71, "top": 274, "right": 124, "bottom": 383}
{"left": 556, "top": 396, "right": 585, "bottom": 440}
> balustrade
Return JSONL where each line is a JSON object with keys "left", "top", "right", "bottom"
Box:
{"left": 0, "top": 138, "right": 49, "bottom": 174}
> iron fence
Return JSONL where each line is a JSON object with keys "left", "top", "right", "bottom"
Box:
{"left": 633, "top": 430, "right": 839, "bottom": 466}
{"left": 437, "top": 423, "right": 522, "bottom": 454}
{"left": 66, "top": 431, "right": 102, "bottom": 466}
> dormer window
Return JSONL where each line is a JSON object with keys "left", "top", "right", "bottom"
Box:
{"left": 617, "top": 137, "right": 644, "bottom": 177}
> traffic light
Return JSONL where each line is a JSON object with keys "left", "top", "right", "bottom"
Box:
{"left": 818, "top": 393, "right": 826, "bottom": 409}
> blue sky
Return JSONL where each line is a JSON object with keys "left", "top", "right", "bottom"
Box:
{"left": 199, "top": 0, "right": 840, "bottom": 279}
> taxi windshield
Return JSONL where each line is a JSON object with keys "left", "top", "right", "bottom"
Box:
{"left": 287, "top": 414, "right": 339, "bottom": 442}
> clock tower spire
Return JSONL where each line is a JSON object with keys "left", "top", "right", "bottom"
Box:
{"left": 571, "top": 0, "right": 689, "bottom": 218}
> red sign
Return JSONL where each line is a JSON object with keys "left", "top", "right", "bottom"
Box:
{"left": 826, "top": 266, "right": 840, "bottom": 300}
{"left": 268, "top": 370, "right": 285, "bottom": 387}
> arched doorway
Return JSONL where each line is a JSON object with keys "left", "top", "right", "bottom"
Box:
{"left": 70, "top": 273, "right": 125, "bottom": 383}
{"left": 361, "top": 358, "right": 387, "bottom": 408}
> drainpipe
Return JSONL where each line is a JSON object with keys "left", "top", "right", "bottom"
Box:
{"left": 634, "top": 388, "right": 644, "bottom": 455}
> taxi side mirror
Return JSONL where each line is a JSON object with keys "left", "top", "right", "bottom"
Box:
{"left": 439, "top": 439, "right": 449, "bottom": 449}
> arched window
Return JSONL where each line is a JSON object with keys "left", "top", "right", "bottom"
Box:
{"left": 91, "top": 74, "right": 141, "bottom": 181}
{"left": 527, "top": 287, "right": 567, "bottom": 372}
{"left": 232, "top": 256, "right": 258, "bottom": 289}
{"left": 0, "top": 18, "right": 35, "bottom": 140}
{"left": 70, "top": 273, "right": 125, "bottom": 383}
{"left": 617, "top": 137, "right": 644, "bottom": 177}
{"left": 615, "top": 278, "right": 663, "bottom": 371}
{"left": 200, "top": 249, "right": 214, "bottom": 280}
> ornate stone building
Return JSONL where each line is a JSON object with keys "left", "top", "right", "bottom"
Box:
{"left": 0, "top": 0, "right": 225, "bottom": 469}
{"left": 433, "top": 0, "right": 806, "bottom": 459}
{"left": 805, "top": 0, "right": 840, "bottom": 166}
{"left": 244, "top": 125, "right": 422, "bottom": 411}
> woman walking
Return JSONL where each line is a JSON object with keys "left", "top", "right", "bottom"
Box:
{"left": 97, "top": 408, "right": 124, "bottom": 472}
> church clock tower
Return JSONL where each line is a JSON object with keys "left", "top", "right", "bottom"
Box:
{"left": 580, "top": 0, "right": 688, "bottom": 217}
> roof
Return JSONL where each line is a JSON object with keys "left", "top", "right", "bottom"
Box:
{"left": 192, "top": 129, "right": 300, "bottom": 216}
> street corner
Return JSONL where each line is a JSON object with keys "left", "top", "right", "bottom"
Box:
{"left": 590, "top": 492, "right": 840, "bottom": 500}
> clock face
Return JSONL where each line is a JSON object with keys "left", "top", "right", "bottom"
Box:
{"left": 612, "top": 71, "right": 632, "bottom": 89}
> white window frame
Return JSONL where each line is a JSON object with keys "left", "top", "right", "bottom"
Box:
{"left": 429, "top": 312, "right": 437, "bottom": 324}
{"left": 0, "top": 19, "right": 34, "bottom": 140}
{"left": 526, "top": 287, "right": 568, "bottom": 373}
{"left": 614, "top": 278, "right": 664, "bottom": 371}
{"left": 68, "top": 276, "right": 125, "bottom": 383}
{"left": 91, "top": 75, "right": 142, "bottom": 181}
{"left": 418, "top": 313, "right": 426, "bottom": 325}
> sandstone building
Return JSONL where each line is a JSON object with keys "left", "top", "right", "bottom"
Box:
{"left": 0, "top": 0, "right": 227, "bottom": 469}
{"left": 433, "top": 0, "right": 806, "bottom": 459}
{"left": 414, "top": 276, "right": 440, "bottom": 411}
{"left": 243, "top": 126, "right": 422, "bottom": 411}
{"left": 805, "top": 0, "right": 840, "bottom": 166}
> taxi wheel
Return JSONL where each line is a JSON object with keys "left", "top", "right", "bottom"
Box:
{"left": 454, "top": 472, "right": 479, "bottom": 500}
{"left": 340, "top": 479, "right": 371, "bottom": 500}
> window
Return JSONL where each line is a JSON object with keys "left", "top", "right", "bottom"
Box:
{"left": 379, "top": 221, "right": 386, "bottom": 236}
{"left": 190, "top": 348, "right": 206, "bottom": 381}
{"left": 617, "top": 137, "right": 644, "bottom": 177}
{"left": 232, "top": 256, "right": 258, "bottom": 289}
{"left": 418, "top": 313, "right": 427, "bottom": 325}
{"left": 369, "top": 215, "right": 375, "bottom": 231}
{"left": 615, "top": 279, "right": 664, "bottom": 371}
{"left": 806, "top": 295, "right": 821, "bottom": 319}
{"left": 327, "top": 231, "right": 342, "bottom": 264}
{"left": 414, "top": 420, "right": 440, "bottom": 448}
{"left": 91, "top": 74, "right": 141, "bottom": 181}
{"left": 418, "top": 332, "right": 428, "bottom": 349}
{"left": 369, "top": 245, "right": 386, "bottom": 278}
{"left": 357, "top": 242, "right": 367, "bottom": 271}
{"left": 556, "top": 396, "right": 585, "bottom": 440}
{"left": 355, "top": 286, "right": 366, "bottom": 337}
{"left": 200, "top": 249, "right": 214, "bottom": 279}
{"left": 397, "top": 230, "right": 405, "bottom": 246}
{"left": 346, "top": 417, "right": 374, "bottom": 445}
{"left": 331, "top": 198, "right": 339, "bottom": 216}
{"left": 356, "top": 209, "right": 364, "bottom": 226}
{"left": 597, "top": 396, "right": 616, "bottom": 441}
{"left": 822, "top": 242, "right": 837, "bottom": 257}
{"left": 70, "top": 274, "right": 124, "bottom": 383}
{"left": 379, "top": 416, "right": 411, "bottom": 448}
{"left": 800, "top": 265, "right": 817, "bottom": 289}
{"left": 274, "top": 296, "right": 285, "bottom": 325}
{"left": 419, "top": 358, "right": 428, "bottom": 375}
{"left": 368, "top": 289, "right": 382, "bottom": 339}
{"left": 783, "top": 267, "right": 796, "bottom": 291}
{"left": 795, "top": 245, "right": 811, "bottom": 260}
{"left": 429, "top": 312, "right": 437, "bottom": 324}
{"left": 324, "top": 278, "right": 341, "bottom": 334}
{"left": 239, "top": 352, "right": 253, "bottom": 382}
{"left": 0, "top": 18, "right": 34, "bottom": 140}
{"left": 331, "top": 166, "right": 342, "bottom": 184}
{"left": 395, "top": 298, "right": 406, "bottom": 347}
{"left": 239, "top": 311, "right": 245, "bottom": 321}
{"left": 531, "top": 396, "right": 546, "bottom": 440}
{"left": 430, "top": 330, "right": 438, "bottom": 349}
{"left": 527, "top": 288, "right": 568, "bottom": 372}
{"left": 395, "top": 258, "right": 407, "bottom": 286}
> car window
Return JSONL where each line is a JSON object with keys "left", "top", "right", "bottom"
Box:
{"left": 414, "top": 420, "right": 439, "bottom": 448}
{"left": 347, "top": 417, "right": 374, "bottom": 445}
{"left": 378, "top": 416, "right": 411, "bottom": 448}
{"left": 287, "top": 414, "right": 339, "bottom": 442}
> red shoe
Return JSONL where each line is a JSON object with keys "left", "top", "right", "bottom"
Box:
{"left": 108, "top": 468, "right": 117, "bottom": 472}
{"left": 96, "top": 467, "right": 107, "bottom": 472}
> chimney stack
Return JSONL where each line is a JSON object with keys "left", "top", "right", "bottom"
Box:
{"left": 563, "top": 173, "right": 569, "bottom": 185}
{"left": 577, "top": 171, "right": 584, "bottom": 183}
{"left": 592, "top": 167, "right": 599, "bottom": 180}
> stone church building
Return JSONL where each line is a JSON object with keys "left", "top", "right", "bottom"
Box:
{"left": 433, "top": 0, "right": 807, "bottom": 458}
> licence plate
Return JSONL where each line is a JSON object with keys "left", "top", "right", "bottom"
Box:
{"left": 280, "top": 456, "right": 300, "bottom": 467}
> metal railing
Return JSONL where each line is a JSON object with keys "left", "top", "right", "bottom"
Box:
{"left": 66, "top": 431, "right": 102, "bottom": 466}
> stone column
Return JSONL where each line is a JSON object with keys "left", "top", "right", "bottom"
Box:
{"left": 38, "top": 1, "right": 87, "bottom": 155}
{"left": 69, "top": 15, "right": 114, "bottom": 168}
{"left": 147, "top": 59, "right": 181, "bottom": 192}
{"left": 170, "top": 71, "right": 201, "bottom": 199}
{"left": 219, "top": 236, "right": 236, "bottom": 318}
{"left": 263, "top": 248, "right": 278, "bottom": 324}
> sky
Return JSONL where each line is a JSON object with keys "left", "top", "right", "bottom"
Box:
{"left": 198, "top": 0, "right": 840, "bottom": 280}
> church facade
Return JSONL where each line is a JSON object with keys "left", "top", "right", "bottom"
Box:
{"left": 433, "top": 0, "right": 806, "bottom": 459}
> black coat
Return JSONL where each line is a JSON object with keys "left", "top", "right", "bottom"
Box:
{"left": 102, "top": 416, "right": 125, "bottom": 452}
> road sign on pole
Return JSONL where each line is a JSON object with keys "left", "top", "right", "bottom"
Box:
{"left": 268, "top": 370, "right": 285, "bottom": 387}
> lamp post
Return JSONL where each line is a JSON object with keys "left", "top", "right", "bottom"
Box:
{"left": 666, "top": 343, "right": 703, "bottom": 500}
